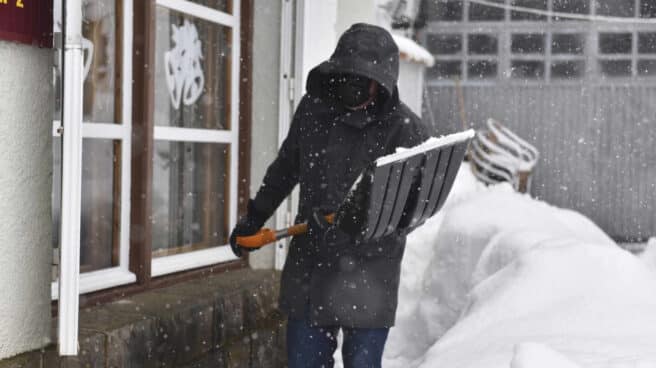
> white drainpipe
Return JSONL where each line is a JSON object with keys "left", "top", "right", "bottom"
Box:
{"left": 59, "top": 0, "right": 84, "bottom": 356}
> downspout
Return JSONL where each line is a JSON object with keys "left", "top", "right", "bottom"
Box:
{"left": 58, "top": 0, "right": 84, "bottom": 356}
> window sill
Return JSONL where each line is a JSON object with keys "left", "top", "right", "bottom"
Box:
{"left": 151, "top": 245, "right": 238, "bottom": 277}
{"left": 51, "top": 267, "right": 136, "bottom": 300}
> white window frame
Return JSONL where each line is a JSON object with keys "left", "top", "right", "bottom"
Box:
{"left": 150, "top": 0, "right": 241, "bottom": 277}
{"left": 53, "top": 0, "right": 135, "bottom": 300}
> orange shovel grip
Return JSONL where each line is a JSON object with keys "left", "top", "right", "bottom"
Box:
{"left": 235, "top": 214, "right": 335, "bottom": 248}
{"left": 236, "top": 229, "right": 277, "bottom": 248}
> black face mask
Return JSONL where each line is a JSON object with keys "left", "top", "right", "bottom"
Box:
{"left": 331, "top": 74, "right": 372, "bottom": 108}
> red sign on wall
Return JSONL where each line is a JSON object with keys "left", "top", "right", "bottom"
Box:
{"left": 0, "top": 0, "right": 53, "bottom": 48}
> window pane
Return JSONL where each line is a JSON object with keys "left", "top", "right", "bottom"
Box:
{"left": 638, "top": 33, "right": 656, "bottom": 53}
{"left": 54, "top": 51, "right": 62, "bottom": 121}
{"left": 638, "top": 59, "right": 656, "bottom": 75}
{"left": 426, "top": 34, "right": 462, "bottom": 54}
{"left": 80, "top": 139, "right": 120, "bottom": 272}
{"left": 599, "top": 60, "right": 632, "bottom": 77}
{"left": 152, "top": 142, "right": 229, "bottom": 257}
{"left": 468, "top": 61, "right": 498, "bottom": 78}
{"left": 82, "top": 0, "right": 117, "bottom": 123}
{"left": 154, "top": 6, "right": 232, "bottom": 129}
{"left": 599, "top": 33, "right": 632, "bottom": 54}
{"left": 427, "top": 61, "right": 462, "bottom": 79}
{"left": 425, "top": 0, "right": 464, "bottom": 21}
{"left": 468, "top": 34, "right": 498, "bottom": 55}
{"left": 553, "top": 0, "right": 590, "bottom": 20}
{"left": 552, "top": 33, "right": 585, "bottom": 54}
{"left": 469, "top": 0, "right": 505, "bottom": 21}
{"left": 188, "top": 0, "right": 230, "bottom": 13}
{"left": 641, "top": 0, "right": 656, "bottom": 17}
{"left": 596, "top": 0, "right": 634, "bottom": 17}
{"left": 512, "top": 34, "right": 545, "bottom": 54}
{"left": 511, "top": 61, "right": 545, "bottom": 78}
{"left": 52, "top": 137, "right": 62, "bottom": 282}
{"left": 511, "top": 0, "right": 548, "bottom": 20}
{"left": 551, "top": 61, "right": 585, "bottom": 79}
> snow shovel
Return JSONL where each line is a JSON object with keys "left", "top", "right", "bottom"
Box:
{"left": 236, "top": 130, "right": 475, "bottom": 248}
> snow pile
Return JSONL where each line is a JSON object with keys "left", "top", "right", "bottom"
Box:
{"left": 510, "top": 342, "right": 583, "bottom": 368}
{"left": 383, "top": 163, "right": 656, "bottom": 368}
{"left": 640, "top": 237, "right": 656, "bottom": 272}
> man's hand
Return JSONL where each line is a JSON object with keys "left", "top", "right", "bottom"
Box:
{"left": 307, "top": 208, "right": 331, "bottom": 245}
{"left": 229, "top": 200, "right": 268, "bottom": 257}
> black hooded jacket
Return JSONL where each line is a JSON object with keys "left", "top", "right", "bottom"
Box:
{"left": 251, "top": 23, "right": 429, "bottom": 328}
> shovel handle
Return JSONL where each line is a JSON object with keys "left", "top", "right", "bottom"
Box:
{"left": 236, "top": 214, "right": 334, "bottom": 248}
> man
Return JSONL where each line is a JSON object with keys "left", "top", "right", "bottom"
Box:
{"left": 230, "top": 23, "right": 428, "bottom": 368}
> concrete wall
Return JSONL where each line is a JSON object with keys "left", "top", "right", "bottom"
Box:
{"left": 248, "top": 0, "right": 282, "bottom": 269}
{"left": 0, "top": 41, "right": 53, "bottom": 359}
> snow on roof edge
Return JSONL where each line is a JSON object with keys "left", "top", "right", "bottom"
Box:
{"left": 392, "top": 34, "right": 435, "bottom": 67}
{"left": 376, "top": 129, "right": 475, "bottom": 167}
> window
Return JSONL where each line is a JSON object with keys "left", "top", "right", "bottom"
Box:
{"left": 468, "top": 34, "right": 499, "bottom": 79}
{"left": 595, "top": 0, "right": 635, "bottom": 17}
{"left": 512, "top": 0, "right": 548, "bottom": 21}
{"left": 641, "top": 0, "right": 656, "bottom": 18}
{"left": 638, "top": 32, "right": 656, "bottom": 76}
{"left": 426, "top": 33, "right": 463, "bottom": 79}
{"left": 52, "top": 0, "right": 135, "bottom": 298}
{"left": 426, "top": 34, "right": 462, "bottom": 55}
{"left": 427, "top": 61, "right": 462, "bottom": 79}
{"left": 425, "top": 32, "right": 499, "bottom": 80}
{"left": 469, "top": 0, "right": 505, "bottom": 21}
{"left": 428, "top": 0, "right": 464, "bottom": 21}
{"left": 551, "top": 33, "right": 585, "bottom": 78}
{"left": 469, "top": 34, "right": 498, "bottom": 55}
{"left": 468, "top": 60, "right": 498, "bottom": 79}
{"left": 151, "top": 0, "right": 239, "bottom": 277}
{"left": 552, "top": 33, "right": 584, "bottom": 54}
{"left": 420, "top": 0, "right": 656, "bottom": 83}
{"left": 599, "top": 33, "right": 633, "bottom": 77}
{"left": 52, "top": 0, "right": 245, "bottom": 296}
{"left": 552, "top": 0, "right": 589, "bottom": 21}
{"left": 512, "top": 34, "right": 545, "bottom": 54}
{"left": 511, "top": 34, "right": 545, "bottom": 79}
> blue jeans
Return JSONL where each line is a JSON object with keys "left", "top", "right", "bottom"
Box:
{"left": 287, "top": 319, "right": 390, "bottom": 368}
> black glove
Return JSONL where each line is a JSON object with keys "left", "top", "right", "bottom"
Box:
{"left": 307, "top": 208, "right": 350, "bottom": 248}
{"left": 307, "top": 209, "right": 331, "bottom": 246}
{"left": 229, "top": 200, "right": 268, "bottom": 257}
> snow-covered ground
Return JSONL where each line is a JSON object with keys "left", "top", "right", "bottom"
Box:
{"left": 378, "top": 163, "right": 656, "bottom": 368}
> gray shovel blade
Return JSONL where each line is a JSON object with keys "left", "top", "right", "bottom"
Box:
{"left": 335, "top": 130, "right": 474, "bottom": 242}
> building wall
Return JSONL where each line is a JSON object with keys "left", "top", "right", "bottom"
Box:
{"left": 0, "top": 41, "right": 53, "bottom": 359}
{"left": 398, "top": 61, "right": 426, "bottom": 115}
{"left": 425, "top": 84, "right": 656, "bottom": 240}
{"left": 248, "top": 0, "right": 283, "bottom": 269}
{"left": 300, "top": 0, "right": 338, "bottom": 84}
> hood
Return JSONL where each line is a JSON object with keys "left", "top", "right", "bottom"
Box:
{"left": 306, "top": 23, "right": 400, "bottom": 99}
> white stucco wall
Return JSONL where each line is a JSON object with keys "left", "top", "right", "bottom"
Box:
{"left": 248, "top": 0, "right": 282, "bottom": 269}
{"left": 335, "top": 0, "right": 377, "bottom": 36}
{"left": 397, "top": 60, "right": 426, "bottom": 115}
{"left": 0, "top": 41, "right": 53, "bottom": 359}
{"left": 299, "top": 0, "right": 338, "bottom": 87}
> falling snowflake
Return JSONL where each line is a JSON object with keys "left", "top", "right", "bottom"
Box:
{"left": 164, "top": 20, "right": 205, "bottom": 108}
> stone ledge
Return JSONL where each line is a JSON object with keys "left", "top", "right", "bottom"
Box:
{"left": 0, "top": 269, "right": 285, "bottom": 368}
